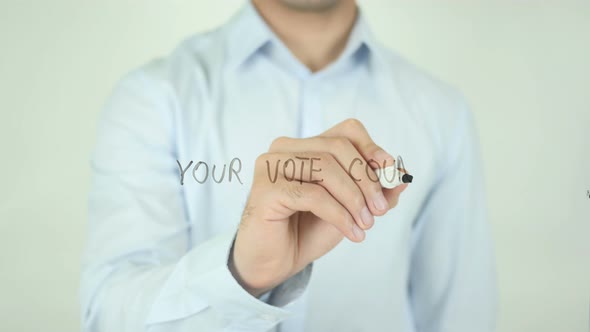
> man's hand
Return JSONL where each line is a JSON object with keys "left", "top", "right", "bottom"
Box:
{"left": 230, "top": 119, "right": 408, "bottom": 296}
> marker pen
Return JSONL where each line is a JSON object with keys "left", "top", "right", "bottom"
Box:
{"left": 377, "top": 156, "right": 413, "bottom": 189}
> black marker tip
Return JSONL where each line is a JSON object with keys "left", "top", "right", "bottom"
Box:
{"left": 402, "top": 174, "right": 413, "bottom": 183}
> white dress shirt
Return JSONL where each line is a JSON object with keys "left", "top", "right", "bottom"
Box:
{"left": 81, "top": 2, "right": 496, "bottom": 331}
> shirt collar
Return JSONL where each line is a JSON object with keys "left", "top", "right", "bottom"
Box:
{"left": 224, "top": 1, "right": 378, "bottom": 71}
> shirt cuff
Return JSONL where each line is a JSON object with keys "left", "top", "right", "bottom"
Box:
{"left": 146, "top": 231, "right": 312, "bottom": 331}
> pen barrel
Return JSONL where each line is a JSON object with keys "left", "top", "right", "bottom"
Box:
{"left": 377, "top": 165, "right": 412, "bottom": 189}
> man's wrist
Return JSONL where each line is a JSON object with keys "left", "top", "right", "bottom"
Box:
{"left": 227, "top": 240, "right": 274, "bottom": 298}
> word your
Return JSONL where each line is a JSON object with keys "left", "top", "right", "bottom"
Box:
{"left": 177, "top": 158, "right": 243, "bottom": 185}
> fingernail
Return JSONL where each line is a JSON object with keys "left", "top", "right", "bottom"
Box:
{"left": 373, "top": 191, "right": 388, "bottom": 211}
{"left": 360, "top": 206, "right": 374, "bottom": 228}
{"left": 374, "top": 149, "right": 394, "bottom": 166}
{"left": 352, "top": 223, "right": 365, "bottom": 241}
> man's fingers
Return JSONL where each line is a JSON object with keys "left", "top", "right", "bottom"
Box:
{"left": 269, "top": 135, "right": 391, "bottom": 216}
{"left": 272, "top": 180, "right": 365, "bottom": 242}
{"left": 383, "top": 183, "right": 408, "bottom": 210}
{"left": 323, "top": 118, "right": 407, "bottom": 214}
{"left": 256, "top": 152, "right": 375, "bottom": 230}
{"left": 322, "top": 118, "right": 395, "bottom": 168}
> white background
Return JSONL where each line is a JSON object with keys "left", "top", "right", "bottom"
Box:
{"left": 0, "top": 1, "right": 588, "bottom": 331}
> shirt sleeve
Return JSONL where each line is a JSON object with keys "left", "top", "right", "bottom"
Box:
{"left": 408, "top": 99, "right": 497, "bottom": 331}
{"left": 80, "top": 68, "right": 311, "bottom": 332}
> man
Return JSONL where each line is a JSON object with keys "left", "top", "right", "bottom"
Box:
{"left": 81, "top": 0, "right": 496, "bottom": 331}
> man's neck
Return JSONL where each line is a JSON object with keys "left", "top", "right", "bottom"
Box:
{"left": 252, "top": 0, "right": 357, "bottom": 73}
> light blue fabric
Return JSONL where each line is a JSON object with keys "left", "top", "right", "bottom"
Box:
{"left": 81, "top": 2, "right": 496, "bottom": 331}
